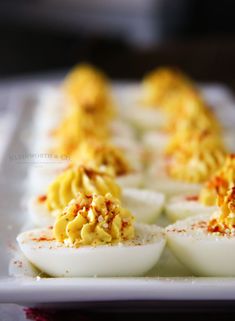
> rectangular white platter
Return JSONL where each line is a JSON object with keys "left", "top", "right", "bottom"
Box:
{"left": 1, "top": 74, "right": 235, "bottom": 304}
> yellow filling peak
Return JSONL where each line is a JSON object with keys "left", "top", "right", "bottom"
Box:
{"left": 200, "top": 154, "right": 235, "bottom": 206}
{"left": 46, "top": 166, "right": 121, "bottom": 212}
{"left": 63, "top": 64, "right": 115, "bottom": 119}
{"left": 53, "top": 192, "right": 135, "bottom": 246}
{"left": 166, "top": 130, "right": 226, "bottom": 183}
{"left": 142, "top": 67, "right": 193, "bottom": 107}
{"left": 208, "top": 187, "right": 235, "bottom": 234}
{"left": 71, "top": 140, "right": 133, "bottom": 177}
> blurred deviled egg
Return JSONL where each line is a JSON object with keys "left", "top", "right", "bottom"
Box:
{"left": 146, "top": 130, "right": 226, "bottom": 197}
{"left": 71, "top": 140, "right": 143, "bottom": 188}
{"left": 119, "top": 68, "right": 193, "bottom": 131}
{"left": 28, "top": 138, "right": 143, "bottom": 196}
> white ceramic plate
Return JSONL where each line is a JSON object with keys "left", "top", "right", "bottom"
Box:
{"left": 1, "top": 76, "right": 235, "bottom": 304}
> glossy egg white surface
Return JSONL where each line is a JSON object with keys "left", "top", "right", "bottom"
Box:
{"left": 166, "top": 214, "right": 235, "bottom": 276}
{"left": 165, "top": 195, "right": 217, "bottom": 222}
{"left": 17, "top": 224, "right": 166, "bottom": 277}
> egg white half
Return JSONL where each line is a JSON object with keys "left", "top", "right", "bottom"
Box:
{"left": 17, "top": 223, "right": 166, "bottom": 277}
{"left": 166, "top": 214, "right": 235, "bottom": 276}
{"left": 165, "top": 195, "right": 217, "bottom": 222}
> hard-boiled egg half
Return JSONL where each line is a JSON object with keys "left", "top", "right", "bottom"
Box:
{"left": 28, "top": 166, "right": 165, "bottom": 227}
{"left": 166, "top": 187, "right": 235, "bottom": 276}
{"left": 165, "top": 154, "right": 235, "bottom": 221}
{"left": 19, "top": 192, "right": 166, "bottom": 277}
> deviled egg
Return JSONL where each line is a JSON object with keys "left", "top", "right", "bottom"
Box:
{"left": 28, "top": 137, "right": 143, "bottom": 196}
{"left": 28, "top": 166, "right": 165, "bottom": 227}
{"left": 32, "top": 64, "right": 114, "bottom": 141}
{"left": 166, "top": 187, "right": 235, "bottom": 276}
{"left": 146, "top": 130, "right": 226, "bottom": 197}
{"left": 19, "top": 193, "right": 166, "bottom": 277}
{"left": 32, "top": 63, "right": 137, "bottom": 155}
{"left": 71, "top": 140, "right": 143, "bottom": 188}
{"left": 143, "top": 88, "right": 223, "bottom": 157}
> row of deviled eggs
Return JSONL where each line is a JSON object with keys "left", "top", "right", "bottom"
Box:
{"left": 16, "top": 64, "right": 235, "bottom": 277}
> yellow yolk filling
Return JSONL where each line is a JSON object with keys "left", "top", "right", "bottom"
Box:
{"left": 53, "top": 193, "right": 135, "bottom": 246}
{"left": 142, "top": 67, "right": 193, "bottom": 107}
{"left": 71, "top": 140, "right": 133, "bottom": 177}
{"left": 200, "top": 154, "right": 235, "bottom": 206}
{"left": 46, "top": 166, "right": 121, "bottom": 212}
{"left": 208, "top": 187, "right": 235, "bottom": 234}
